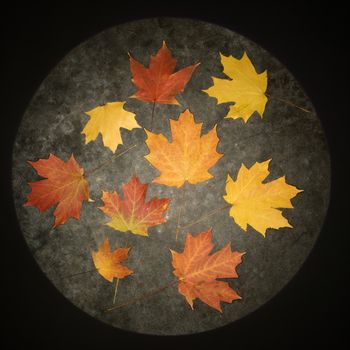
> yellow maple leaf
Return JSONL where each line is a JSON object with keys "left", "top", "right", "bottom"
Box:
{"left": 203, "top": 52, "right": 268, "bottom": 122}
{"left": 223, "top": 160, "right": 302, "bottom": 236}
{"left": 82, "top": 101, "right": 141, "bottom": 153}
{"left": 145, "top": 109, "right": 223, "bottom": 188}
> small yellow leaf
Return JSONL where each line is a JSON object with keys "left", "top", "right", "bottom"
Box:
{"left": 82, "top": 101, "right": 141, "bottom": 153}
{"left": 203, "top": 52, "right": 268, "bottom": 122}
{"left": 224, "top": 160, "right": 302, "bottom": 236}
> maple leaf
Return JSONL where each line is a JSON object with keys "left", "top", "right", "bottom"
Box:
{"left": 99, "top": 176, "right": 170, "bottom": 236}
{"left": 171, "top": 228, "right": 245, "bottom": 312}
{"left": 224, "top": 159, "right": 303, "bottom": 236}
{"left": 129, "top": 41, "right": 199, "bottom": 105}
{"left": 144, "top": 109, "right": 223, "bottom": 188}
{"left": 25, "top": 154, "right": 90, "bottom": 228}
{"left": 92, "top": 238, "right": 133, "bottom": 282}
{"left": 203, "top": 52, "right": 268, "bottom": 122}
{"left": 82, "top": 101, "right": 141, "bottom": 153}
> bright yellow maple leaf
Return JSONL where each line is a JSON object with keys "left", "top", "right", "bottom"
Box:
{"left": 224, "top": 160, "right": 302, "bottom": 236}
{"left": 145, "top": 109, "right": 223, "bottom": 188}
{"left": 82, "top": 101, "right": 141, "bottom": 153}
{"left": 203, "top": 52, "right": 268, "bottom": 122}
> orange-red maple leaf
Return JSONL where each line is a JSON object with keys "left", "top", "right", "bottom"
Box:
{"left": 171, "top": 228, "right": 245, "bottom": 312}
{"left": 25, "top": 154, "right": 89, "bottom": 227}
{"left": 99, "top": 176, "right": 170, "bottom": 236}
{"left": 92, "top": 238, "right": 133, "bottom": 282}
{"left": 129, "top": 41, "right": 199, "bottom": 104}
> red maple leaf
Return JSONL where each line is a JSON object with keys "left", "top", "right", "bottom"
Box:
{"left": 129, "top": 41, "right": 199, "bottom": 104}
{"left": 171, "top": 228, "right": 245, "bottom": 312}
{"left": 25, "top": 154, "right": 90, "bottom": 227}
{"left": 99, "top": 176, "right": 170, "bottom": 236}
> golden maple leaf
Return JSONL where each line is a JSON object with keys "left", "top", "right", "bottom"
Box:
{"left": 203, "top": 52, "right": 268, "bottom": 122}
{"left": 82, "top": 101, "right": 141, "bottom": 153}
{"left": 92, "top": 238, "right": 133, "bottom": 282}
{"left": 223, "top": 160, "right": 302, "bottom": 236}
{"left": 145, "top": 109, "right": 223, "bottom": 188}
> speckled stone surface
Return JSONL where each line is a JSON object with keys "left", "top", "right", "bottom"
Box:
{"left": 11, "top": 18, "right": 330, "bottom": 335}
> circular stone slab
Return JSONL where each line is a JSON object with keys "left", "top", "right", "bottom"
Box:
{"left": 12, "top": 18, "right": 330, "bottom": 335}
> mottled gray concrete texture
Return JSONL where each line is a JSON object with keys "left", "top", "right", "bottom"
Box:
{"left": 12, "top": 18, "right": 330, "bottom": 335}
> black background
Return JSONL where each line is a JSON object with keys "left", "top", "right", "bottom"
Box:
{"left": 1, "top": 1, "right": 348, "bottom": 348}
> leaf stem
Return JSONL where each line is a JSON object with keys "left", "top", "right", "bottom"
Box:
{"left": 175, "top": 185, "right": 186, "bottom": 241}
{"left": 113, "top": 278, "right": 120, "bottom": 304}
{"left": 85, "top": 144, "right": 138, "bottom": 178}
{"left": 104, "top": 279, "right": 177, "bottom": 312}
{"left": 267, "top": 94, "right": 311, "bottom": 113}
{"left": 180, "top": 204, "right": 231, "bottom": 230}
{"left": 150, "top": 101, "right": 156, "bottom": 131}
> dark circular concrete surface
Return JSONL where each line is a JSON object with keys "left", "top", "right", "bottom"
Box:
{"left": 12, "top": 18, "right": 330, "bottom": 335}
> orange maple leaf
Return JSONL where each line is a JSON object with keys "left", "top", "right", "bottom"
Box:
{"left": 99, "top": 176, "right": 170, "bottom": 236}
{"left": 129, "top": 41, "right": 199, "bottom": 104}
{"left": 92, "top": 238, "right": 133, "bottom": 282}
{"left": 25, "top": 154, "right": 90, "bottom": 227}
{"left": 145, "top": 109, "right": 223, "bottom": 187}
{"left": 171, "top": 228, "right": 245, "bottom": 312}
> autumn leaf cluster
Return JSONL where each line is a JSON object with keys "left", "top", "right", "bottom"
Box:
{"left": 24, "top": 41, "right": 302, "bottom": 312}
